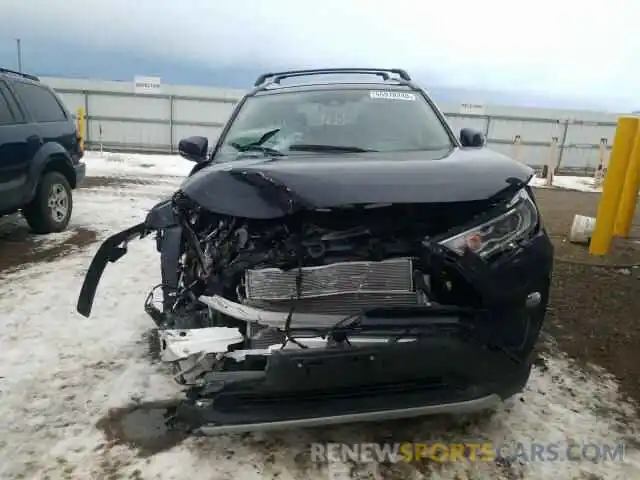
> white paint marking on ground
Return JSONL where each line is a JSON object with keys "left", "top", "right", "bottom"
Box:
{"left": 0, "top": 152, "right": 638, "bottom": 479}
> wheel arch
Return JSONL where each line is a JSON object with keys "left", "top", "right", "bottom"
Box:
{"left": 24, "top": 143, "right": 76, "bottom": 204}
{"left": 42, "top": 154, "right": 76, "bottom": 189}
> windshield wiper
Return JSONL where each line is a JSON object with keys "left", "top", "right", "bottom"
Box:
{"left": 229, "top": 128, "right": 285, "bottom": 156}
{"left": 288, "top": 144, "right": 377, "bottom": 153}
{"left": 232, "top": 144, "right": 285, "bottom": 156}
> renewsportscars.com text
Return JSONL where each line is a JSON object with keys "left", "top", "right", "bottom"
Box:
{"left": 310, "top": 442, "right": 627, "bottom": 464}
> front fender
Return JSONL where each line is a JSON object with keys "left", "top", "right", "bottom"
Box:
{"left": 145, "top": 199, "right": 178, "bottom": 229}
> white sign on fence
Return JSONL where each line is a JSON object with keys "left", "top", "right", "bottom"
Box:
{"left": 134, "top": 76, "right": 162, "bottom": 94}
{"left": 459, "top": 103, "right": 485, "bottom": 116}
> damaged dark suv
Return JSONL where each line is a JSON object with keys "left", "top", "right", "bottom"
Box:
{"left": 77, "top": 68, "right": 553, "bottom": 434}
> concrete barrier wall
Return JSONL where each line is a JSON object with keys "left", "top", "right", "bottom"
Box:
{"left": 43, "top": 76, "right": 622, "bottom": 174}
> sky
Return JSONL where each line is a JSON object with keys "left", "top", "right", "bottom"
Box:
{"left": 1, "top": 0, "right": 640, "bottom": 111}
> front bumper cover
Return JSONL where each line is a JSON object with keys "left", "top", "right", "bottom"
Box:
{"left": 173, "top": 330, "right": 532, "bottom": 434}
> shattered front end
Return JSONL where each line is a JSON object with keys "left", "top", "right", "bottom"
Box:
{"left": 77, "top": 174, "right": 553, "bottom": 434}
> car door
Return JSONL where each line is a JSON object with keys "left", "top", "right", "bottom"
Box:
{"left": 0, "top": 80, "right": 31, "bottom": 214}
{"left": 7, "top": 80, "right": 76, "bottom": 158}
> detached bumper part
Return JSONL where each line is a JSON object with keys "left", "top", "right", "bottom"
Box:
{"left": 76, "top": 222, "right": 148, "bottom": 317}
{"left": 159, "top": 327, "right": 245, "bottom": 362}
{"left": 172, "top": 332, "right": 532, "bottom": 434}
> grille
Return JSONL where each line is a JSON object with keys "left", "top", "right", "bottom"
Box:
{"left": 245, "top": 257, "right": 414, "bottom": 301}
{"left": 212, "top": 377, "right": 450, "bottom": 412}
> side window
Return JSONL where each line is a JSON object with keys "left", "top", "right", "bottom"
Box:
{"left": 0, "top": 90, "right": 15, "bottom": 125}
{"left": 10, "top": 82, "right": 67, "bottom": 123}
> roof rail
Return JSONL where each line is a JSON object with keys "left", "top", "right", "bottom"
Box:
{"left": 0, "top": 67, "right": 40, "bottom": 82}
{"left": 254, "top": 68, "right": 412, "bottom": 87}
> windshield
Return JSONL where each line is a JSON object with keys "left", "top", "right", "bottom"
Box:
{"left": 212, "top": 88, "right": 454, "bottom": 160}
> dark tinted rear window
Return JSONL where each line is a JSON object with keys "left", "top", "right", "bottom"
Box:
{"left": 10, "top": 82, "right": 67, "bottom": 123}
{"left": 0, "top": 90, "right": 15, "bottom": 125}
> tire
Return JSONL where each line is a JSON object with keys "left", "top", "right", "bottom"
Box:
{"left": 23, "top": 171, "right": 73, "bottom": 234}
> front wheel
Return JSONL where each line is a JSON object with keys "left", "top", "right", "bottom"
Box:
{"left": 24, "top": 172, "right": 73, "bottom": 234}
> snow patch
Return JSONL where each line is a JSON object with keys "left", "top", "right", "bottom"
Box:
{"left": 529, "top": 175, "right": 605, "bottom": 193}
{"left": 84, "top": 150, "right": 192, "bottom": 178}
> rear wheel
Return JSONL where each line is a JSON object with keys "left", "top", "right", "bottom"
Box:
{"left": 24, "top": 172, "right": 73, "bottom": 234}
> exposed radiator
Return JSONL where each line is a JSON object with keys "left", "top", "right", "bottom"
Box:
{"left": 243, "top": 257, "right": 420, "bottom": 316}
{"left": 245, "top": 257, "right": 414, "bottom": 300}
{"left": 245, "top": 292, "right": 422, "bottom": 315}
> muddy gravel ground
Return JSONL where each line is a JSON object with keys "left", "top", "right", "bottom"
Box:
{"left": 0, "top": 177, "right": 149, "bottom": 274}
{"left": 531, "top": 188, "right": 640, "bottom": 414}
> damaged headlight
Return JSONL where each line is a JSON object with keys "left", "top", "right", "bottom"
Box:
{"left": 439, "top": 188, "right": 539, "bottom": 259}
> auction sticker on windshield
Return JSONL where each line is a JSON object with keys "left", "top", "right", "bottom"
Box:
{"left": 369, "top": 91, "right": 417, "bottom": 101}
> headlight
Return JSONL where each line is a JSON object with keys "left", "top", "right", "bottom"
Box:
{"left": 439, "top": 188, "right": 539, "bottom": 259}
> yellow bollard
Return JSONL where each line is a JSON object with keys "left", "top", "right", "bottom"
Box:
{"left": 76, "top": 107, "right": 85, "bottom": 151}
{"left": 589, "top": 116, "right": 639, "bottom": 255}
{"left": 613, "top": 126, "right": 640, "bottom": 238}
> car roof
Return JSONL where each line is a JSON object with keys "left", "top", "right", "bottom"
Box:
{"left": 253, "top": 81, "right": 418, "bottom": 96}
{"left": 249, "top": 68, "right": 422, "bottom": 97}
{"left": 0, "top": 67, "right": 40, "bottom": 84}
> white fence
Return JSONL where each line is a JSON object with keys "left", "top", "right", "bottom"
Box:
{"left": 43, "top": 76, "right": 622, "bottom": 174}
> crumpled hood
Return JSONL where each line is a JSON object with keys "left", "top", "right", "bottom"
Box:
{"left": 179, "top": 148, "right": 533, "bottom": 219}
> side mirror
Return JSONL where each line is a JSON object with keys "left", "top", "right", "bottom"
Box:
{"left": 460, "top": 128, "right": 485, "bottom": 148}
{"left": 178, "top": 136, "right": 208, "bottom": 162}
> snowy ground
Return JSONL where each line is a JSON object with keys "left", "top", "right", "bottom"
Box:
{"left": 85, "top": 151, "right": 192, "bottom": 178}
{"left": 528, "top": 175, "right": 604, "bottom": 193}
{"left": 0, "top": 151, "right": 639, "bottom": 479}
